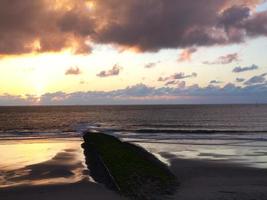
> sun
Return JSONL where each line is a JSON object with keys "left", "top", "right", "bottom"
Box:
{"left": 85, "top": 1, "right": 96, "bottom": 10}
{"left": 28, "top": 64, "right": 50, "bottom": 97}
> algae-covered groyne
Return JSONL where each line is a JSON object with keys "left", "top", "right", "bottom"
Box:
{"left": 82, "top": 132, "right": 177, "bottom": 200}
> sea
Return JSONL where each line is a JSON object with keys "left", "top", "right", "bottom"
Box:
{"left": 1, "top": 105, "right": 267, "bottom": 187}
{"left": 1, "top": 105, "right": 267, "bottom": 140}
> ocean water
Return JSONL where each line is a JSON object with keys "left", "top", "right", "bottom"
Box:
{"left": 1, "top": 105, "right": 267, "bottom": 139}
{"left": 1, "top": 104, "right": 267, "bottom": 133}
{"left": 0, "top": 105, "right": 267, "bottom": 168}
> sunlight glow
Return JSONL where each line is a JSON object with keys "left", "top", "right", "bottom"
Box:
{"left": 85, "top": 1, "right": 96, "bottom": 10}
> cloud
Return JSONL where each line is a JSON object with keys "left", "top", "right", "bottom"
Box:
{"left": 232, "top": 64, "right": 259, "bottom": 73}
{"left": 0, "top": 94, "right": 37, "bottom": 106}
{"left": 241, "top": 9, "right": 267, "bottom": 37}
{"left": 0, "top": 0, "right": 266, "bottom": 55}
{"left": 219, "top": 6, "right": 251, "bottom": 30}
{"left": 65, "top": 67, "right": 81, "bottom": 75}
{"left": 164, "top": 80, "right": 177, "bottom": 86}
{"left": 96, "top": 64, "right": 122, "bottom": 78}
{"left": 236, "top": 78, "right": 245, "bottom": 82}
{"left": 92, "top": 0, "right": 226, "bottom": 51}
{"left": 0, "top": 0, "right": 94, "bottom": 55}
{"left": 91, "top": 0, "right": 266, "bottom": 51}
{"left": 210, "top": 80, "right": 223, "bottom": 84}
{"left": 203, "top": 53, "right": 239, "bottom": 65}
{"left": 144, "top": 62, "right": 160, "bottom": 69}
{"left": 158, "top": 72, "right": 197, "bottom": 83}
{"left": 244, "top": 73, "right": 267, "bottom": 85}
{"left": 217, "top": 4, "right": 267, "bottom": 42}
{"left": 2, "top": 82, "right": 267, "bottom": 105}
{"left": 178, "top": 48, "right": 197, "bottom": 62}
{"left": 164, "top": 80, "right": 186, "bottom": 90}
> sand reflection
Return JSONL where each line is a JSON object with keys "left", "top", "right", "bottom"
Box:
{"left": 0, "top": 140, "right": 89, "bottom": 188}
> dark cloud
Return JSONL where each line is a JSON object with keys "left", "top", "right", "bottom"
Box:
{"left": 158, "top": 72, "right": 197, "bottom": 83}
{"left": 244, "top": 73, "right": 267, "bottom": 85}
{"left": 0, "top": 0, "right": 94, "bottom": 55}
{"left": 241, "top": 10, "right": 267, "bottom": 37}
{"left": 170, "top": 81, "right": 186, "bottom": 89}
{"left": 178, "top": 48, "right": 197, "bottom": 62}
{"left": 0, "top": 0, "right": 265, "bottom": 55}
{"left": 233, "top": 64, "right": 259, "bottom": 73}
{"left": 217, "top": 4, "right": 267, "bottom": 41}
{"left": 92, "top": 0, "right": 225, "bottom": 51}
{"left": 177, "top": 81, "right": 186, "bottom": 89}
{"left": 236, "top": 78, "right": 245, "bottom": 82}
{"left": 203, "top": 53, "right": 239, "bottom": 65}
{"left": 164, "top": 80, "right": 177, "bottom": 86}
{"left": 65, "top": 67, "right": 81, "bottom": 75}
{"left": 58, "top": 9, "right": 94, "bottom": 37}
{"left": 96, "top": 64, "right": 122, "bottom": 78}
{"left": 164, "top": 80, "right": 186, "bottom": 89}
{"left": 219, "top": 6, "right": 250, "bottom": 29}
{"left": 2, "top": 82, "right": 267, "bottom": 105}
{"left": 173, "top": 72, "right": 198, "bottom": 80}
{"left": 210, "top": 80, "right": 223, "bottom": 84}
{"left": 91, "top": 0, "right": 265, "bottom": 51}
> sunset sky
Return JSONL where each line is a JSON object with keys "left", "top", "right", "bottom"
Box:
{"left": 0, "top": 0, "right": 267, "bottom": 105}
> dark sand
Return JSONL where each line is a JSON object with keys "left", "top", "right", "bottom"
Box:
{"left": 0, "top": 180, "right": 125, "bottom": 200}
{"left": 163, "top": 152, "right": 267, "bottom": 200}
{"left": 1, "top": 152, "right": 267, "bottom": 200}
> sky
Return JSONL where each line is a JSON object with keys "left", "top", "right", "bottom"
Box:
{"left": 0, "top": 0, "right": 267, "bottom": 105}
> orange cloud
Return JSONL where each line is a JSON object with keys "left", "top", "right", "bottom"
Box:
{"left": 178, "top": 48, "right": 197, "bottom": 62}
{"left": 0, "top": 0, "right": 265, "bottom": 56}
{"left": 0, "top": 0, "right": 93, "bottom": 55}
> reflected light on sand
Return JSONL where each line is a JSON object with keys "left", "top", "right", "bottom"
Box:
{"left": 0, "top": 141, "right": 76, "bottom": 170}
{"left": 0, "top": 140, "right": 89, "bottom": 188}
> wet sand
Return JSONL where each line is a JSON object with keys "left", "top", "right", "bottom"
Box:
{"left": 0, "top": 139, "right": 125, "bottom": 199}
{"left": 1, "top": 139, "right": 267, "bottom": 200}
{"left": 164, "top": 153, "right": 267, "bottom": 200}
{"left": 0, "top": 140, "right": 87, "bottom": 188}
{"left": 1, "top": 155, "right": 267, "bottom": 200}
{"left": 0, "top": 181, "right": 125, "bottom": 200}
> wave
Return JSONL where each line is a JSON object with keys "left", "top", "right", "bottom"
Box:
{"left": 0, "top": 123, "right": 100, "bottom": 141}
{"left": 1, "top": 121, "right": 267, "bottom": 141}
{"left": 0, "top": 131, "right": 81, "bottom": 140}
{"left": 129, "top": 129, "right": 267, "bottom": 134}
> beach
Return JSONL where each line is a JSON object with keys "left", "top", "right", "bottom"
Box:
{"left": 2, "top": 163, "right": 267, "bottom": 200}
{"left": 0, "top": 181, "right": 124, "bottom": 200}
{"left": 0, "top": 138, "right": 125, "bottom": 200}
{"left": 1, "top": 136, "right": 267, "bottom": 200}
{"left": 1, "top": 105, "right": 267, "bottom": 199}
{"left": 169, "top": 156, "right": 267, "bottom": 200}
